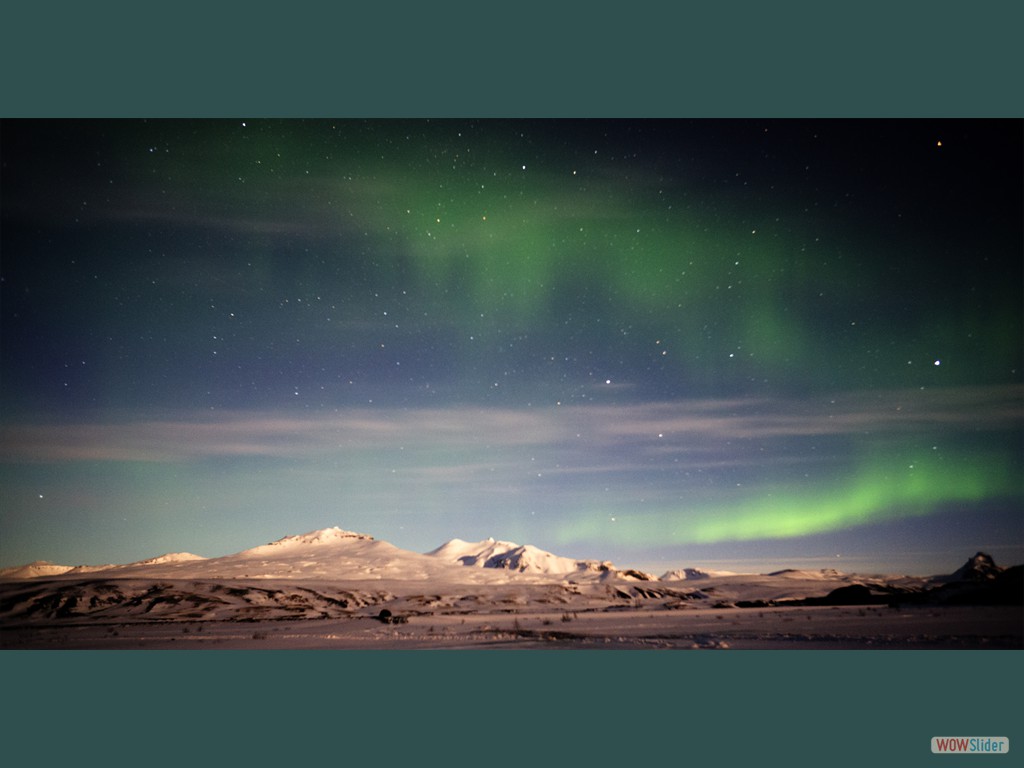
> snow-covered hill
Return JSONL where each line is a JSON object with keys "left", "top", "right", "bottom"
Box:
{"left": 0, "top": 553, "right": 207, "bottom": 580}
{"left": 129, "top": 552, "right": 207, "bottom": 566}
{"left": 0, "top": 561, "right": 77, "bottom": 579}
{"left": 660, "top": 567, "right": 739, "bottom": 581}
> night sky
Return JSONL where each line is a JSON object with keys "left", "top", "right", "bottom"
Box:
{"left": 1, "top": 119, "right": 1021, "bottom": 575}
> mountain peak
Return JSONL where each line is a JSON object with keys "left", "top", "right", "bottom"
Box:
{"left": 661, "top": 567, "right": 712, "bottom": 581}
{"left": 427, "top": 537, "right": 594, "bottom": 575}
{"left": 946, "top": 552, "right": 1003, "bottom": 582}
{"left": 246, "top": 526, "right": 375, "bottom": 552}
{"left": 427, "top": 537, "right": 520, "bottom": 562}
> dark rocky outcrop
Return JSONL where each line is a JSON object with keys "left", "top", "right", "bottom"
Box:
{"left": 935, "top": 552, "right": 1004, "bottom": 583}
{"left": 618, "top": 569, "right": 656, "bottom": 581}
{"left": 819, "top": 584, "right": 876, "bottom": 605}
{"left": 916, "top": 564, "right": 1023, "bottom": 606}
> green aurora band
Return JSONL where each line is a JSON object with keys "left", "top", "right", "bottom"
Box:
{"left": 555, "top": 448, "right": 1022, "bottom": 548}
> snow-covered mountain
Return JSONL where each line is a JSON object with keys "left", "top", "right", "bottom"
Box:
{"left": 427, "top": 536, "right": 610, "bottom": 575}
{"left": 240, "top": 527, "right": 373, "bottom": 553}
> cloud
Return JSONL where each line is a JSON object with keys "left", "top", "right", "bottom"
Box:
{"left": 1, "top": 385, "right": 1019, "bottom": 465}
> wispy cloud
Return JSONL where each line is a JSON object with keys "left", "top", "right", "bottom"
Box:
{"left": 1, "top": 385, "right": 1019, "bottom": 465}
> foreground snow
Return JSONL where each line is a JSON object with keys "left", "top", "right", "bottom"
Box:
{"left": 3, "top": 600, "right": 1019, "bottom": 650}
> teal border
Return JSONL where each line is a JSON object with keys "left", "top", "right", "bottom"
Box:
{"left": 2, "top": 650, "right": 1021, "bottom": 766}
{"left": 2, "top": 1, "right": 1023, "bottom": 117}
{"left": 2, "top": 3, "right": 1022, "bottom": 766}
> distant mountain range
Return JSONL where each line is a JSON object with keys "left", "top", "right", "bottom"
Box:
{"left": 1, "top": 528, "right": 1019, "bottom": 632}
{"left": 0, "top": 525, "right": 1013, "bottom": 586}
{"left": 0, "top": 526, "right": 631, "bottom": 583}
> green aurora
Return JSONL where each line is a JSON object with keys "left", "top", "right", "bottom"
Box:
{"left": 1, "top": 119, "right": 1021, "bottom": 573}
{"left": 554, "top": 446, "right": 1021, "bottom": 549}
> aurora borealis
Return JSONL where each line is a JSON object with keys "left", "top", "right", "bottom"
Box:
{"left": 1, "top": 119, "right": 1021, "bottom": 575}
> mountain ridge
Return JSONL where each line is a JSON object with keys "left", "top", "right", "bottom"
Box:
{"left": 0, "top": 525, "right": 1014, "bottom": 585}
